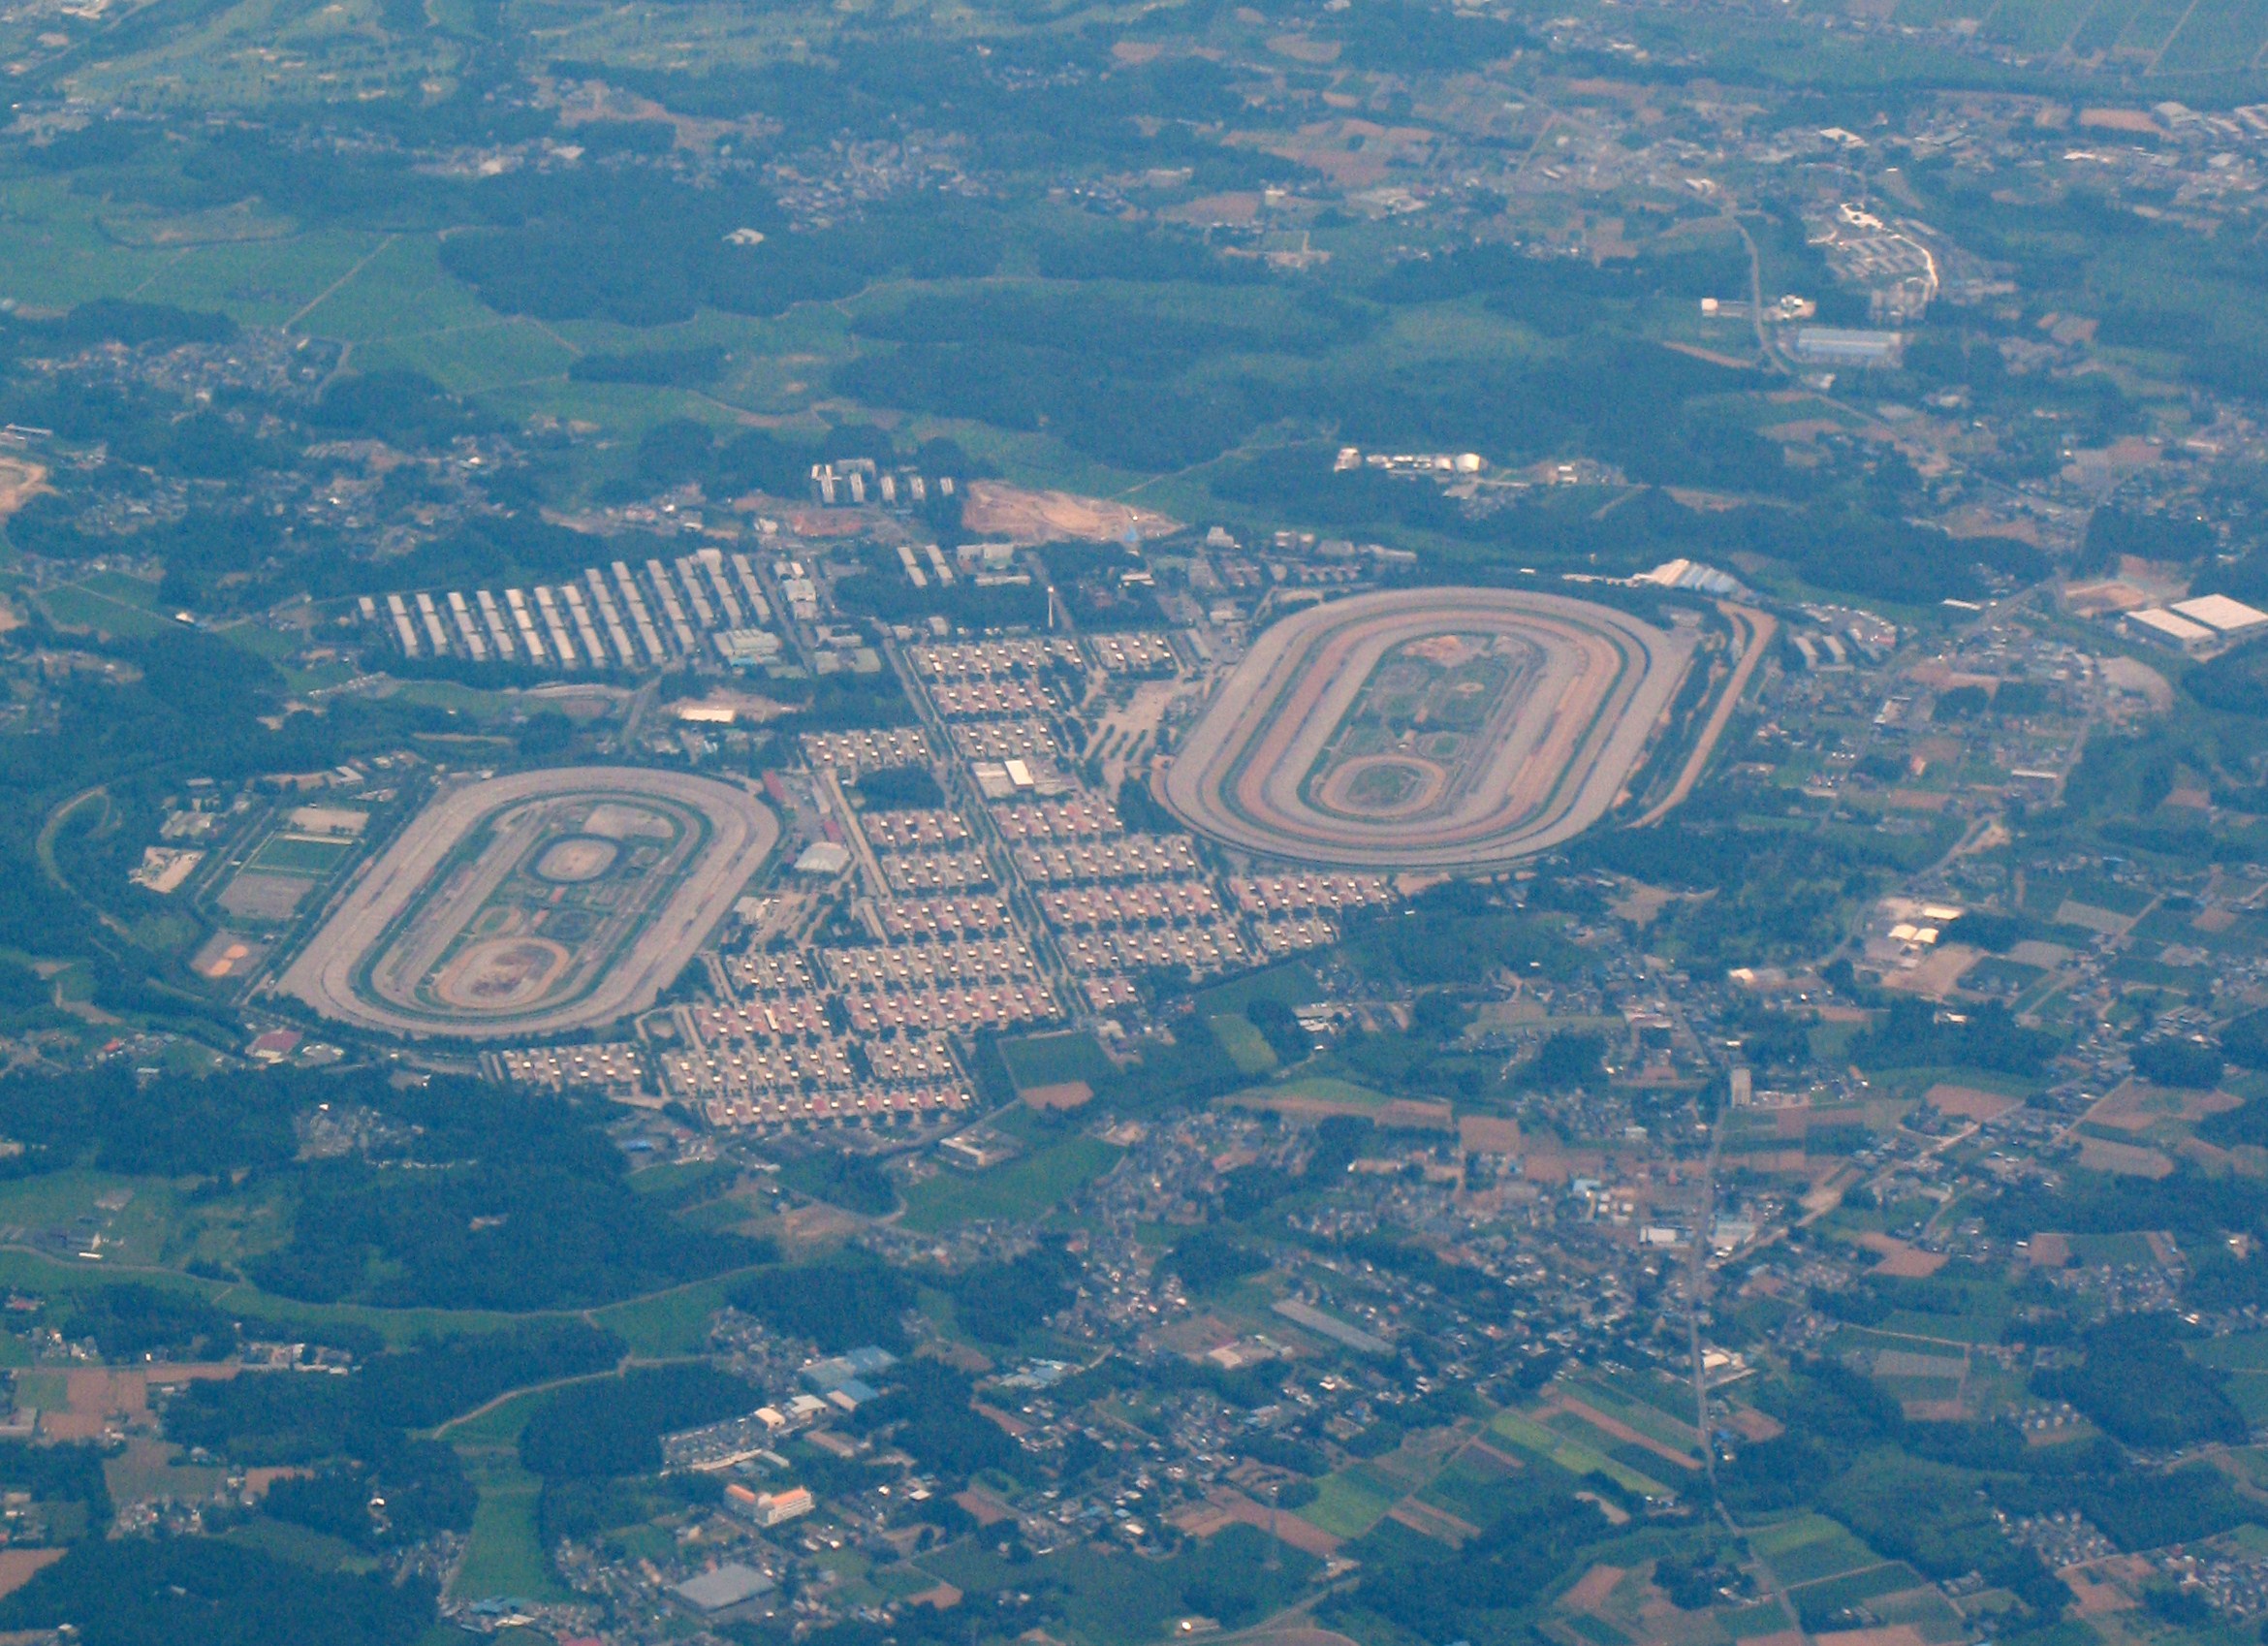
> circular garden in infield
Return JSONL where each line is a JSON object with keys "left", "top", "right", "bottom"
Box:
{"left": 1160, "top": 586, "right": 1696, "bottom": 870}
{"left": 282, "top": 767, "right": 779, "bottom": 1040}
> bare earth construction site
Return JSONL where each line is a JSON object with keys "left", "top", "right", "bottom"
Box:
{"left": 1161, "top": 587, "right": 1697, "bottom": 870}
{"left": 282, "top": 767, "right": 779, "bottom": 1039}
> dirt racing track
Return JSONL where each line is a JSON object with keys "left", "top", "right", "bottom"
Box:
{"left": 281, "top": 766, "right": 779, "bottom": 1040}
{"left": 1160, "top": 587, "right": 1696, "bottom": 870}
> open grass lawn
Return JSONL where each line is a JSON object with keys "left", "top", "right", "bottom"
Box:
{"left": 249, "top": 835, "right": 354, "bottom": 874}
{"left": 363, "top": 315, "right": 578, "bottom": 397}
{"left": 0, "top": 176, "right": 170, "bottom": 307}
{"left": 1749, "top": 1512, "right": 1857, "bottom": 1562}
{"left": 921, "top": 1527, "right": 1313, "bottom": 1646}
{"left": 1875, "top": 1306, "right": 2006, "bottom": 1345}
{"left": 277, "top": 234, "right": 494, "bottom": 343}
{"left": 224, "top": 1515, "right": 382, "bottom": 1574}
{"left": 39, "top": 584, "right": 179, "bottom": 639}
{"left": 1770, "top": 1525, "right": 1883, "bottom": 1586}
{"left": 133, "top": 228, "right": 394, "bottom": 331}
{"left": 1207, "top": 1013, "right": 1277, "bottom": 1077}
{"left": 2221, "top": 1375, "right": 2268, "bottom": 1426}
{"left": 449, "top": 1389, "right": 573, "bottom": 1601}
{"left": 1192, "top": 961, "right": 1320, "bottom": 1019}
{"left": 2192, "top": 1331, "right": 2268, "bottom": 1372}
{"left": 898, "top": 1136, "right": 1121, "bottom": 1233}
{"left": 590, "top": 1270, "right": 758, "bottom": 1357}
{"left": 1224, "top": 1074, "right": 1398, "bottom": 1117}
{"left": 1000, "top": 1030, "right": 1116, "bottom": 1092}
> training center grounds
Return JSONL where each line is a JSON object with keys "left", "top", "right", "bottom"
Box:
{"left": 1160, "top": 587, "right": 1697, "bottom": 870}
{"left": 281, "top": 767, "right": 779, "bottom": 1040}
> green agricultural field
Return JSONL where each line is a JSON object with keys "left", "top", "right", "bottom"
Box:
{"left": 1770, "top": 1524, "right": 1883, "bottom": 1586}
{"left": 0, "top": 176, "right": 173, "bottom": 308}
{"left": 1488, "top": 1411, "right": 1669, "bottom": 1498}
{"left": 1300, "top": 1468, "right": 1399, "bottom": 1539}
{"left": 131, "top": 229, "right": 397, "bottom": 332}
{"left": 898, "top": 1136, "right": 1122, "bottom": 1233}
{"left": 1565, "top": 1377, "right": 1705, "bottom": 1455}
{"left": 272, "top": 234, "right": 496, "bottom": 343}
{"left": 362, "top": 316, "right": 579, "bottom": 398}
{"left": 1416, "top": 1449, "right": 1522, "bottom": 1524}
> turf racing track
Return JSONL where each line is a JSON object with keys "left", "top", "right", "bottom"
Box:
{"left": 282, "top": 767, "right": 778, "bottom": 1040}
{"left": 1160, "top": 587, "right": 1696, "bottom": 870}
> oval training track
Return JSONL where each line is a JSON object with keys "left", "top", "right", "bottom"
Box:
{"left": 1159, "top": 587, "right": 1693, "bottom": 870}
{"left": 281, "top": 766, "right": 779, "bottom": 1040}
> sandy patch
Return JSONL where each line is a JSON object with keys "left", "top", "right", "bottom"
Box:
{"left": 780, "top": 1202, "right": 866, "bottom": 1243}
{"left": 959, "top": 482, "right": 1180, "bottom": 545}
{"left": 1021, "top": 1081, "right": 1093, "bottom": 1111}
{"left": 0, "top": 1549, "right": 62, "bottom": 1597}
{"left": 1925, "top": 1084, "right": 2022, "bottom": 1124}
{"left": 1813, "top": 1627, "right": 1927, "bottom": 1646}
{"left": 1459, "top": 1116, "right": 1523, "bottom": 1154}
{"left": 1389, "top": 1499, "right": 1478, "bottom": 1546}
{"left": 2076, "top": 1136, "right": 2174, "bottom": 1179}
{"left": 1379, "top": 1099, "right": 1456, "bottom": 1131}
{"left": 1164, "top": 193, "right": 1262, "bottom": 227}
{"left": 1723, "top": 1407, "right": 1783, "bottom": 1442}
{"left": 2059, "top": 1566, "right": 2134, "bottom": 1615}
{"left": 2080, "top": 108, "right": 2162, "bottom": 134}
{"left": 1206, "top": 1488, "right": 1342, "bottom": 1557}
{"left": 783, "top": 509, "right": 867, "bottom": 537}
{"left": 1562, "top": 1564, "right": 1626, "bottom": 1611}
{"left": 2099, "top": 655, "right": 2173, "bottom": 712}
{"left": 40, "top": 1364, "right": 237, "bottom": 1440}
{"left": 1660, "top": 344, "right": 1754, "bottom": 371}
{"left": 2025, "top": 1232, "right": 2071, "bottom": 1267}
{"left": 2088, "top": 1078, "right": 2240, "bottom": 1131}
{"left": 1858, "top": 1232, "right": 1948, "bottom": 1278}
{"left": 1880, "top": 789, "right": 1950, "bottom": 812}
{"left": 1882, "top": 942, "right": 1981, "bottom": 998}
{"left": 953, "top": 1487, "right": 1013, "bottom": 1526}
{"left": 0, "top": 457, "right": 47, "bottom": 522}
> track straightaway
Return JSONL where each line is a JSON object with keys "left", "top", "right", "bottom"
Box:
{"left": 1160, "top": 587, "right": 1695, "bottom": 870}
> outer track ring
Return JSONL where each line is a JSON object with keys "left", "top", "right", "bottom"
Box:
{"left": 1159, "top": 587, "right": 1693, "bottom": 870}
